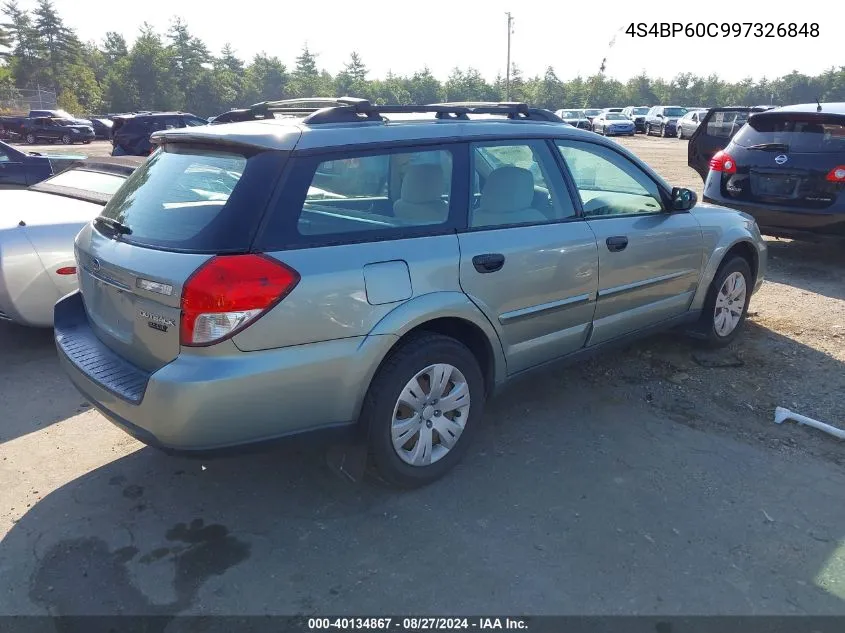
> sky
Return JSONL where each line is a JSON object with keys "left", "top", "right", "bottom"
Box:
{"left": 39, "top": 0, "right": 841, "bottom": 83}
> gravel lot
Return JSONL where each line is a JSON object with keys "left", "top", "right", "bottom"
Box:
{"left": 1, "top": 134, "right": 844, "bottom": 617}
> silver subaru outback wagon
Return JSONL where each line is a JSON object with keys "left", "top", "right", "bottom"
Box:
{"left": 55, "top": 99, "right": 767, "bottom": 488}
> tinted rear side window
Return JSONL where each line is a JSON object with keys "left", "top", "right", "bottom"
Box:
{"left": 98, "top": 145, "right": 287, "bottom": 253}
{"left": 733, "top": 114, "right": 845, "bottom": 153}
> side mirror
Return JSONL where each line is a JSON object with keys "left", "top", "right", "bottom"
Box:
{"left": 671, "top": 187, "right": 697, "bottom": 212}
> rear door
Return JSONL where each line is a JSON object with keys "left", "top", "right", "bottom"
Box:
{"left": 688, "top": 107, "right": 758, "bottom": 179}
{"left": 457, "top": 140, "right": 599, "bottom": 374}
{"left": 555, "top": 139, "right": 704, "bottom": 345}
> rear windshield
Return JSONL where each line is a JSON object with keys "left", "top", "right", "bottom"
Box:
{"left": 733, "top": 114, "right": 845, "bottom": 153}
{"left": 606, "top": 113, "right": 627, "bottom": 120}
{"left": 663, "top": 107, "right": 687, "bottom": 117}
{"left": 97, "top": 146, "right": 286, "bottom": 252}
{"left": 632, "top": 108, "right": 649, "bottom": 115}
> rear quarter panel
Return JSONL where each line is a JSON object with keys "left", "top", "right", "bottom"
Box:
{"left": 0, "top": 226, "right": 66, "bottom": 326}
{"left": 688, "top": 203, "right": 767, "bottom": 310}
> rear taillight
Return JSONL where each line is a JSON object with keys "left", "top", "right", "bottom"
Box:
{"left": 825, "top": 166, "right": 845, "bottom": 182}
{"left": 180, "top": 254, "right": 300, "bottom": 346}
{"left": 709, "top": 150, "right": 737, "bottom": 174}
{"left": 55, "top": 266, "right": 77, "bottom": 275}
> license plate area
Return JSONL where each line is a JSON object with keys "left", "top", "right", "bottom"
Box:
{"left": 751, "top": 171, "right": 801, "bottom": 198}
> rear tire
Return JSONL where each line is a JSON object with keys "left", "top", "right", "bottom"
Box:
{"left": 364, "top": 333, "right": 485, "bottom": 488}
{"left": 695, "top": 256, "right": 753, "bottom": 348}
{"left": 677, "top": 125, "right": 685, "bottom": 139}
{"left": 660, "top": 124, "right": 667, "bottom": 137}
{"left": 62, "top": 134, "right": 72, "bottom": 145}
{"left": 26, "top": 133, "right": 36, "bottom": 144}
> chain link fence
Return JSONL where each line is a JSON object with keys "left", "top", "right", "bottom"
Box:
{"left": 0, "top": 87, "right": 58, "bottom": 114}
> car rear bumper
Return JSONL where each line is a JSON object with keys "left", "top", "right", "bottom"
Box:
{"left": 55, "top": 291, "right": 395, "bottom": 453}
{"left": 703, "top": 191, "right": 845, "bottom": 237}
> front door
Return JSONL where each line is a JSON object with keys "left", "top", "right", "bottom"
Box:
{"left": 555, "top": 139, "right": 704, "bottom": 346}
{"left": 457, "top": 140, "right": 599, "bottom": 375}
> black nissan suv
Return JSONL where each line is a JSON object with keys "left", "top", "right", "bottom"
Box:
{"left": 690, "top": 103, "right": 845, "bottom": 239}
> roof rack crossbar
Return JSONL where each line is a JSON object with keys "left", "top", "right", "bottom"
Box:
{"left": 299, "top": 101, "right": 561, "bottom": 125}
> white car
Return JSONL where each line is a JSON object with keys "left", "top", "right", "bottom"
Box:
{"left": 0, "top": 158, "right": 143, "bottom": 327}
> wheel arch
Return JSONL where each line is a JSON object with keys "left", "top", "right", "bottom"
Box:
{"left": 353, "top": 292, "right": 507, "bottom": 426}
{"left": 690, "top": 237, "right": 761, "bottom": 311}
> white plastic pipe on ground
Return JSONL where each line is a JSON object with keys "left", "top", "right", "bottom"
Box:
{"left": 774, "top": 406, "right": 845, "bottom": 440}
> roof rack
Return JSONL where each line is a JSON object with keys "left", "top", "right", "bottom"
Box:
{"left": 209, "top": 97, "right": 564, "bottom": 126}
{"left": 299, "top": 99, "right": 564, "bottom": 124}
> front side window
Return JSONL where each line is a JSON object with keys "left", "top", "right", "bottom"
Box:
{"left": 296, "top": 148, "right": 454, "bottom": 237}
{"left": 470, "top": 140, "right": 575, "bottom": 228}
{"left": 556, "top": 140, "right": 664, "bottom": 217}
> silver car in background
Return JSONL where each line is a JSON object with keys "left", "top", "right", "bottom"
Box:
{"left": 0, "top": 158, "right": 143, "bottom": 326}
{"left": 55, "top": 99, "right": 767, "bottom": 488}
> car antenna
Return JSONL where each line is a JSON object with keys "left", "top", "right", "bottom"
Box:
{"left": 816, "top": 98, "right": 822, "bottom": 113}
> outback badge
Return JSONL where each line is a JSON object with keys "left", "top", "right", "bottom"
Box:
{"left": 139, "top": 309, "right": 175, "bottom": 333}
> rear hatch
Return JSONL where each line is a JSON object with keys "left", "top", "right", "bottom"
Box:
{"left": 74, "top": 142, "right": 292, "bottom": 373}
{"left": 714, "top": 111, "right": 845, "bottom": 210}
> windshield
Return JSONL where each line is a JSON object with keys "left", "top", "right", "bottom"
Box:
{"left": 558, "top": 110, "right": 581, "bottom": 118}
{"left": 54, "top": 118, "right": 76, "bottom": 126}
{"left": 733, "top": 115, "right": 845, "bottom": 153}
{"left": 43, "top": 168, "right": 127, "bottom": 195}
{"left": 606, "top": 113, "right": 627, "bottom": 120}
{"left": 633, "top": 108, "right": 650, "bottom": 115}
{"left": 584, "top": 109, "right": 601, "bottom": 116}
{"left": 663, "top": 108, "right": 688, "bottom": 117}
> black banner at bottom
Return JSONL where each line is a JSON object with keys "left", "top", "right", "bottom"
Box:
{"left": 0, "top": 616, "right": 844, "bottom": 633}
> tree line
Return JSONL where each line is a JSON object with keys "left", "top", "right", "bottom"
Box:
{"left": 2, "top": 0, "right": 844, "bottom": 118}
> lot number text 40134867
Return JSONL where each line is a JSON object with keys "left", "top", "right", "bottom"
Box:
{"left": 626, "top": 22, "right": 819, "bottom": 38}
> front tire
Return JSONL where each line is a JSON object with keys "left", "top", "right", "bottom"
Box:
{"left": 696, "top": 256, "right": 753, "bottom": 348}
{"left": 364, "top": 333, "right": 485, "bottom": 488}
{"left": 660, "top": 124, "right": 667, "bottom": 137}
{"left": 677, "top": 125, "right": 685, "bottom": 139}
{"left": 26, "top": 133, "right": 36, "bottom": 144}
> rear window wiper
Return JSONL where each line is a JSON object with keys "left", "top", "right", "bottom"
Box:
{"left": 746, "top": 142, "right": 790, "bottom": 151}
{"left": 95, "top": 216, "right": 132, "bottom": 236}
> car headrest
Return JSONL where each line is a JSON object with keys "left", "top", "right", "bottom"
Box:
{"left": 400, "top": 163, "right": 444, "bottom": 204}
{"left": 479, "top": 166, "right": 535, "bottom": 213}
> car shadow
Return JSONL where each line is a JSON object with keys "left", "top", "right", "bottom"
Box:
{"left": 3, "top": 323, "right": 845, "bottom": 618}
{"left": 765, "top": 237, "right": 845, "bottom": 302}
{"left": 0, "top": 321, "right": 89, "bottom": 444}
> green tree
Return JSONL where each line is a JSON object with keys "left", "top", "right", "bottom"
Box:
{"left": 290, "top": 44, "right": 323, "bottom": 97}
{"left": 102, "top": 31, "right": 127, "bottom": 64}
{"left": 0, "top": 24, "right": 11, "bottom": 58}
{"left": 166, "top": 17, "right": 210, "bottom": 101}
{"left": 406, "top": 67, "right": 443, "bottom": 104}
{"left": 33, "top": 0, "right": 79, "bottom": 93}
{"left": 2, "top": 1, "right": 43, "bottom": 88}
{"left": 243, "top": 52, "right": 289, "bottom": 103}
{"left": 529, "top": 66, "right": 566, "bottom": 110}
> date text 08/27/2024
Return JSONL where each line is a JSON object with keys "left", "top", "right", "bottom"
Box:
{"left": 625, "top": 22, "right": 819, "bottom": 38}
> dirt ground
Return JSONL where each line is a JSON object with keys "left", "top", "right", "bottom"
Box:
{"left": 610, "top": 135, "right": 845, "bottom": 466}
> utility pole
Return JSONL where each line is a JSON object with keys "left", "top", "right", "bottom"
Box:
{"left": 505, "top": 12, "right": 514, "bottom": 101}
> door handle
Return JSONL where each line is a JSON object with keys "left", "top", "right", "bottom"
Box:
{"left": 606, "top": 236, "right": 629, "bottom": 252}
{"left": 472, "top": 253, "right": 506, "bottom": 273}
